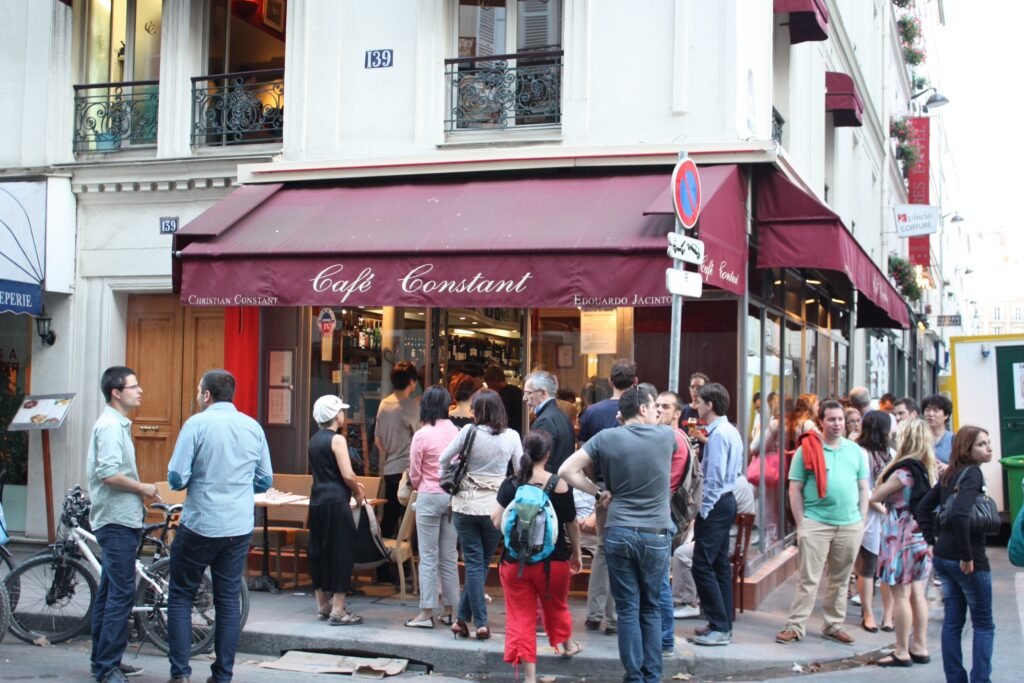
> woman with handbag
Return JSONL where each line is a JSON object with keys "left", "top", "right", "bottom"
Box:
{"left": 870, "top": 419, "right": 935, "bottom": 667}
{"left": 853, "top": 410, "right": 894, "bottom": 633}
{"left": 404, "top": 386, "right": 460, "bottom": 629}
{"left": 916, "top": 425, "right": 996, "bottom": 683}
{"left": 307, "top": 396, "right": 366, "bottom": 625}
{"left": 439, "top": 388, "right": 522, "bottom": 640}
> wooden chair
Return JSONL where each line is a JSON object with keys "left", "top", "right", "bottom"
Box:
{"left": 355, "top": 476, "right": 383, "bottom": 499}
{"left": 731, "top": 512, "right": 757, "bottom": 617}
{"left": 383, "top": 490, "right": 418, "bottom": 600}
{"left": 263, "top": 474, "right": 313, "bottom": 586}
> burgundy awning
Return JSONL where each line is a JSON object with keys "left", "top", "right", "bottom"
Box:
{"left": 755, "top": 169, "right": 910, "bottom": 329}
{"left": 174, "top": 169, "right": 748, "bottom": 308}
{"left": 775, "top": 0, "right": 829, "bottom": 44}
{"left": 825, "top": 71, "right": 864, "bottom": 127}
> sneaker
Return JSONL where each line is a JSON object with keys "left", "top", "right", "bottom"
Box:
{"left": 584, "top": 617, "right": 602, "bottom": 631}
{"left": 693, "top": 630, "right": 731, "bottom": 646}
{"left": 99, "top": 669, "right": 129, "bottom": 683}
{"left": 775, "top": 628, "right": 802, "bottom": 644}
{"left": 822, "top": 629, "right": 855, "bottom": 645}
{"left": 662, "top": 645, "right": 676, "bottom": 657}
{"left": 673, "top": 604, "right": 701, "bottom": 619}
{"left": 850, "top": 594, "right": 862, "bottom": 606}
{"left": 604, "top": 623, "right": 617, "bottom": 635}
{"left": 118, "top": 664, "right": 144, "bottom": 678}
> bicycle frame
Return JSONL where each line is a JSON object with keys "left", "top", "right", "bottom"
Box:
{"left": 63, "top": 524, "right": 166, "bottom": 612}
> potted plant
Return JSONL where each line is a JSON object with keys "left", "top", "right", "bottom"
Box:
{"left": 902, "top": 45, "right": 926, "bottom": 66}
{"left": 896, "top": 140, "right": 920, "bottom": 167}
{"left": 897, "top": 15, "right": 922, "bottom": 44}
{"left": 888, "top": 254, "right": 923, "bottom": 302}
{"left": 912, "top": 74, "right": 928, "bottom": 91}
{"left": 890, "top": 116, "right": 911, "bottom": 142}
{"left": 892, "top": 0, "right": 914, "bottom": 8}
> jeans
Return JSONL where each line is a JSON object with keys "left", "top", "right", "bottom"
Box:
{"left": 933, "top": 556, "right": 994, "bottom": 683}
{"left": 605, "top": 526, "right": 671, "bottom": 683}
{"left": 452, "top": 512, "right": 502, "bottom": 627}
{"left": 91, "top": 524, "right": 143, "bottom": 682}
{"left": 414, "top": 492, "right": 460, "bottom": 611}
{"left": 168, "top": 525, "right": 251, "bottom": 682}
{"left": 692, "top": 492, "right": 736, "bottom": 633}
{"left": 660, "top": 567, "right": 674, "bottom": 649}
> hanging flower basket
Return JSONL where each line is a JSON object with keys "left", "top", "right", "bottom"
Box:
{"left": 903, "top": 45, "right": 926, "bottom": 66}
{"left": 896, "top": 140, "right": 920, "bottom": 167}
{"left": 897, "top": 16, "right": 922, "bottom": 45}
{"left": 890, "top": 117, "right": 911, "bottom": 142}
{"left": 888, "top": 254, "right": 922, "bottom": 302}
{"left": 892, "top": 0, "right": 914, "bottom": 8}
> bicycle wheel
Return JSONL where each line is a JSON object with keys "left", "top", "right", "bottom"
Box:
{"left": 3, "top": 554, "right": 96, "bottom": 644}
{"left": 134, "top": 558, "right": 215, "bottom": 656}
{"left": 0, "top": 582, "right": 11, "bottom": 642}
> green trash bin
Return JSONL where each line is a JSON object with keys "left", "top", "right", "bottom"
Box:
{"left": 1000, "top": 455, "right": 1024, "bottom": 523}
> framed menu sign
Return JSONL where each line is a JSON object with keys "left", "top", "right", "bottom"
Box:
{"left": 9, "top": 393, "right": 77, "bottom": 431}
{"left": 266, "top": 349, "right": 294, "bottom": 425}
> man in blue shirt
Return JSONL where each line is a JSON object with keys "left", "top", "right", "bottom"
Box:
{"left": 166, "top": 369, "right": 273, "bottom": 683}
{"left": 87, "top": 366, "right": 160, "bottom": 683}
{"left": 691, "top": 383, "right": 743, "bottom": 646}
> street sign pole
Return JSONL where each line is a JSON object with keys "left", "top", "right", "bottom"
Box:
{"left": 668, "top": 209, "right": 684, "bottom": 393}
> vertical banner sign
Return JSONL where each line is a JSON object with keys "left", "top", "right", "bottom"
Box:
{"left": 907, "top": 117, "right": 931, "bottom": 269}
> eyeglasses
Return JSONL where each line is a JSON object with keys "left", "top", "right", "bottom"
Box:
{"left": 122, "top": 384, "right": 141, "bottom": 390}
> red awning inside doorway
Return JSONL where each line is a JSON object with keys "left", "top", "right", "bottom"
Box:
{"left": 755, "top": 169, "right": 910, "bottom": 329}
{"left": 825, "top": 72, "right": 864, "bottom": 127}
{"left": 774, "top": 0, "right": 830, "bottom": 45}
{"left": 174, "top": 168, "right": 748, "bottom": 309}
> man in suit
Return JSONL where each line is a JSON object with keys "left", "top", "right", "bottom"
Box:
{"left": 523, "top": 370, "right": 574, "bottom": 473}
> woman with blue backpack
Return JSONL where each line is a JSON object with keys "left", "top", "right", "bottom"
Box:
{"left": 492, "top": 430, "right": 583, "bottom": 681}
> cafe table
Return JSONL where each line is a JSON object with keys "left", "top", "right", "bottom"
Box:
{"left": 250, "top": 493, "right": 385, "bottom": 593}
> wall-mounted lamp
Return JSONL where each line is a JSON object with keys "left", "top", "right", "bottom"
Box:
{"left": 980, "top": 343, "right": 991, "bottom": 359}
{"left": 911, "top": 87, "right": 951, "bottom": 111}
{"left": 35, "top": 309, "right": 56, "bottom": 346}
{"left": 942, "top": 211, "right": 965, "bottom": 223}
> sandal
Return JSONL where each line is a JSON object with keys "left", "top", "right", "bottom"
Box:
{"left": 555, "top": 640, "right": 583, "bottom": 658}
{"left": 317, "top": 607, "right": 331, "bottom": 621}
{"left": 404, "top": 616, "right": 435, "bottom": 629}
{"left": 438, "top": 614, "right": 454, "bottom": 626}
{"left": 876, "top": 655, "right": 912, "bottom": 668}
{"left": 328, "top": 611, "right": 363, "bottom": 626}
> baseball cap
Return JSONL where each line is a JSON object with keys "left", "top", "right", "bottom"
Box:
{"left": 312, "top": 395, "right": 350, "bottom": 424}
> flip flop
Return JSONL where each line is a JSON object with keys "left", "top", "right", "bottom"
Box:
{"left": 555, "top": 640, "right": 583, "bottom": 658}
{"left": 910, "top": 653, "right": 931, "bottom": 664}
{"left": 876, "top": 655, "right": 912, "bottom": 668}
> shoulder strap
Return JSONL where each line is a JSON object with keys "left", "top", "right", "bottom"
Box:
{"left": 542, "top": 474, "right": 560, "bottom": 495}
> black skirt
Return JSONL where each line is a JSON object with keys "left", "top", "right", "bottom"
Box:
{"left": 307, "top": 502, "right": 356, "bottom": 593}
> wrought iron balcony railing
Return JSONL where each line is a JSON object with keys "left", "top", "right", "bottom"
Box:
{"left": 772, "top": 107, "right": 785, "bottom": 146}
{"left": 191, "top": 69, "right": 284, "bottom": 146}
{"left": 73, "top": 80, "right": 159, "bottom": 153}
{"left": 444, "top": 50, "right": 563, "bottom": 132}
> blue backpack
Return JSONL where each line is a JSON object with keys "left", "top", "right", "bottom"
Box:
{"left": 501, "top": 475, "right": 560, "bottom": 577}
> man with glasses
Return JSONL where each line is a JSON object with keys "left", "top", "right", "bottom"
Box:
{"left": 87, "top": 366, "right": 161, "bottom": 683}
{"left": 523, "top": 370, "right": 574, "bottom": 473}
{"left": 560, "top": 385, "right": 675, "bottom": 683}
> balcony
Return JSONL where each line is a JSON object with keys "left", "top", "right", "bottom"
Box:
{"left": 444, "top": 51, "right": 563, "bottom": 133}
{"left": 772, "top": 107, "right": 785, "bottom": 146}
{"left": 73, "top": 81, "right": 159, "bottom": 153}
{"left": 191, "top": 69, "right": 284, "bottom": 146}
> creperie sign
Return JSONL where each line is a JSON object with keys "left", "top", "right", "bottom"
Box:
{"left": 906, "top": 117, "right": 930, "bottom": 268}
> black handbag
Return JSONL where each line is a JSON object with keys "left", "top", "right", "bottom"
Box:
{"left": 936, "top": 467, "right": 1001, "bottom": 536}
{"left": 440, "top": 427, "right": 477, "bottom": 495}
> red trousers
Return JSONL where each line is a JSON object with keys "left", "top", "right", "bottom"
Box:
{"left": 499, "top": 560, "right": 573, "bottom": 664}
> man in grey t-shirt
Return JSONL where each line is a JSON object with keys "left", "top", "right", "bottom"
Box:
{"left": 375, "top": 361, "right": 420, "bottom": 538}
{"left": 560, "top": 385, "right": 674, "bottom": 683}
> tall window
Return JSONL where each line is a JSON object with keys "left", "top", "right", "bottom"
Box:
{"left": 446, "top": 0, "right": 563, "bottom": 131}
{"left": 192, "top": 0, "right": 287, "bottom": 145}
{"left": 74, "top": 0, "right": 161, "bottom": 151}
{"left": 1014, "top": 306, "right": 1022, "bottom": 322}
{"left": 993, "top": 306, "right": 1002, "bottom": 321}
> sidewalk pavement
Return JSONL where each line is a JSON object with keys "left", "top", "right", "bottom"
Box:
{"left": 6, "top": 540, "right": 1020, "bottom": 681}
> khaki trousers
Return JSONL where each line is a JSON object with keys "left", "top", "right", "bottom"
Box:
{"left": 784, "top": 517, "right": 864, "bottom": 637}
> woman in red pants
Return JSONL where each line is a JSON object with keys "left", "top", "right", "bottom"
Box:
{"left": 491, "top": 430, "right": 583, "bottom": 683}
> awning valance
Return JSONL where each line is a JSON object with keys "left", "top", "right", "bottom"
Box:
{"left": 174, "top": 168, "right": 749, "bottom": 308}
{"left": 755, "top": 169, "right": 910, "bottom": 329}
{"left": 774, "top": 0, "right": 830, "bottom": 45}
{"left": 825, "top": 71, "right": 864, "bottom": 127}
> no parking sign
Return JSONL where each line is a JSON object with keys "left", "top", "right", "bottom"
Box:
{"left": 671, "top": 157, "right": 702, "bottom": 229}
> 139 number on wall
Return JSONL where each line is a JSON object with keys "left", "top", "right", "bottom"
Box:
{"left": 364, "top": 49, "right": 394, "bottom": 69}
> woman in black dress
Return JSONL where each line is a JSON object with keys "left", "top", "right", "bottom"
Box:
{"left": 308, "top": 395, "right": 365, "bottom": 625}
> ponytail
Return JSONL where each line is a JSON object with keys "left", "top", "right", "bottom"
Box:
{"left": 518, "top": 431, "right": 552, "bottom": 484}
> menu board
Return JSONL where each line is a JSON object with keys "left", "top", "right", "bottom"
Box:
{"left": 580, "top": 309, "right": 618, "bottom": 355}
{"left": 8, "top": 393, "right": 77, "bottom": 431}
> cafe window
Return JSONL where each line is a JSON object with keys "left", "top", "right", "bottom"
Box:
{"left": 309, "top": 306, "right": 427, "bottom": 476}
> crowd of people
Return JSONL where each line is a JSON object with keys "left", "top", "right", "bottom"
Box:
{"left": 81, "top": 361, "right": 998, "bottom": 683}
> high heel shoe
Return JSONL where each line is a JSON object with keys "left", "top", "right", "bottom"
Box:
{"left": 475, "top": 626, "right": 491, "bottom": 640}
{"left": 451, "top": 619, "right": 469, "bottom": 639}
